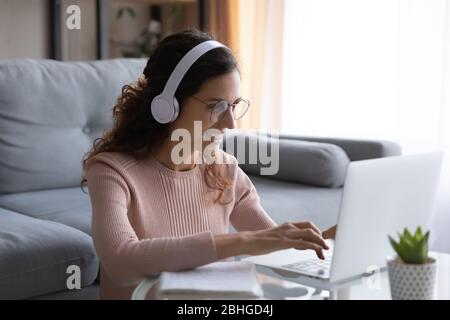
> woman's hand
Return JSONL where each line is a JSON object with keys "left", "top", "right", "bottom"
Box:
{"left": 322, "top": 224, "right": 337, "bottom": 239}
{"left": 241, "top": 221, "right": 329, "bottom": 260}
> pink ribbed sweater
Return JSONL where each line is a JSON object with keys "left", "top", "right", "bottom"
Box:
{"left": 85, "top": 150, "right": 277, "bottom": 299}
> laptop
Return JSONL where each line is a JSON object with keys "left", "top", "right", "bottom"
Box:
{"left": 243, "top": 152, "right": 444, "bottom": 285}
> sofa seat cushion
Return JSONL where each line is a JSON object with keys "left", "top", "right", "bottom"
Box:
{"left": 248, "top": 175, "right": 343, "bottom": 230}
{"left": 0, "top": 208, "right": 99, "bottom": 299}
{"left": 27, "top": 283, "right": 100, "bottom": 300}
{"left": 0, "top": 187, "right": 92, "bottom": 235}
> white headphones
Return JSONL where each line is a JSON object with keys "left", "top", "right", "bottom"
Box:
{"left": 150, "top": 40, "right": 227, "bottom": 124}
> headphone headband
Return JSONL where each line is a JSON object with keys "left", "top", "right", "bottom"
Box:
{"left": 162, "top": 40, "right": 226, "bottom": 97}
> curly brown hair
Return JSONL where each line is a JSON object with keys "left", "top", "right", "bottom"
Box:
{"left": 81, "top": 30, "right": 239, "bottom": 204}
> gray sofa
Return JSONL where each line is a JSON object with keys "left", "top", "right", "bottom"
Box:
{"left": 0, "top": 58, "right": 401, "bottom": 300}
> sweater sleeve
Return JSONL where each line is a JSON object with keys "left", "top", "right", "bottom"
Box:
{"left": 229, "top": 162, "right": 278, "bottom": 232}
{"left": 86, "top": 158, "right": 219, "bottom": 287}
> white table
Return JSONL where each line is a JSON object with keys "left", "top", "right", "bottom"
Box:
{"left": 132, "top": 252, "right": 450, "bottom": 300}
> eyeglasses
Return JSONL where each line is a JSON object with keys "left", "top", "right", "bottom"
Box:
{"left": 191, "top": 95, "right": 250, "bottom": 122}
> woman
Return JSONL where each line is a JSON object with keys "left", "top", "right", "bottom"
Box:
{"left": 81, "top": 30, "right": 335, "bottom": 300}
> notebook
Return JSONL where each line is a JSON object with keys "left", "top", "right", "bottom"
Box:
{"left": 157, "top": 260, "right": 264, "bottom": 299}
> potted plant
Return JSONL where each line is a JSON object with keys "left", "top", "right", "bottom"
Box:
{"left": 387, "top": 227, "right": 437, "bottom": 300}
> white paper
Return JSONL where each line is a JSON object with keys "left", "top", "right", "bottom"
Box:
{"left": 157, "top": 261, "right": 263, "bottom": 298}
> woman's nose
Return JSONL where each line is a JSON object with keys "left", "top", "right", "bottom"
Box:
{"left": 218, "top": 107, "right": 236, "bottom": 130}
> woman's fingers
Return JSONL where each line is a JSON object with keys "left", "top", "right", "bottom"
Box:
{"left": 291, "top": 221, "right": 322, "bottom": 236}
{"left": 315, "top": 248, "right": 325, "bottom": 260}
{"left": 288, "top": 239, "right": 326, "bottom": 260}
{"left": 286, "top": 228, "right": 329, "bottom": 250}
{"left": 322, "top": 225, "right": 337, "bottom": 239}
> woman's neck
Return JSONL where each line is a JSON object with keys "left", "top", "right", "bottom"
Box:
{"left": 152, "top": 141, "right": 199, "bottom": 172}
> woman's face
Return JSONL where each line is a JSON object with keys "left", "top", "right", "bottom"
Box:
{"left": 172, "top": 69, "right": 241, "bottom": 154}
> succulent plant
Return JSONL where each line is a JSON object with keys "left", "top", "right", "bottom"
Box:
{"left": 388, "top": 227, "right": 430, "bottom": 264}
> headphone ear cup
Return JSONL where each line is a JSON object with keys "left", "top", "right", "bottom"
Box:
{"left": 151, "top": 95, "right": 176, "bottom": 124}
{"left": 172, "top": 97, "right": 180, "bottom": 121}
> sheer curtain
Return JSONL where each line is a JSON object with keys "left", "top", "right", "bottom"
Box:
{"left": 235, "top": 0, "right": 285, "bottom": 130}
{"left": 208, "top": 0, "right": 240, "bottom": 52}
{"left": 282, "top": 0, "right": 450, "bottom": 252}
{"left": 208, "top": 0, "right": 271, "bottom": 129}
{"left": 236, "top": 0, "right": 268, "bottom": 129}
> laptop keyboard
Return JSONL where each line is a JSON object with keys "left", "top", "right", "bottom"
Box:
{"left": 281, "top": 255, "right": 332, "bottom": 278}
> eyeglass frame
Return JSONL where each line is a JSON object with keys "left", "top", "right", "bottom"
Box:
{"left": 190, "top": 95, "right": 251, "bottom": 122}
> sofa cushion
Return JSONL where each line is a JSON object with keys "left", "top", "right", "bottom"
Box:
{"left": 0, "top": 187, "right": 92, "bottom": 235}
{"left": 0, "top": 207, "right": 99, "bottom": 299}
{"left": 277, "top": 134, "right": 402, "bottom": 161}
{"left": 222, "top": 131, "right": 351, "bottom": 188}
{"left": 0, "top": 58, "right": 146, "bottom": 194}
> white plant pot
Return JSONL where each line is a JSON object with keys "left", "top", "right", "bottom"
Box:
{"left": 387, "top": 257, "right": 437, "bottom": 300}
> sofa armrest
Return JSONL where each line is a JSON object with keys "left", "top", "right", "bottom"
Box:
{"left": 221, "top": 131, "right": 351, "bottom": 187}
{"left": 221, "top": 130, "right": 402, "bottom": 188}
{"left": 274, "top": 134, "right": 402, "bottom": 161}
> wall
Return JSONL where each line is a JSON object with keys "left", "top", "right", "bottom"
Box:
{"left": 0, "top": 0, "right": 51, "bottom": 59}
